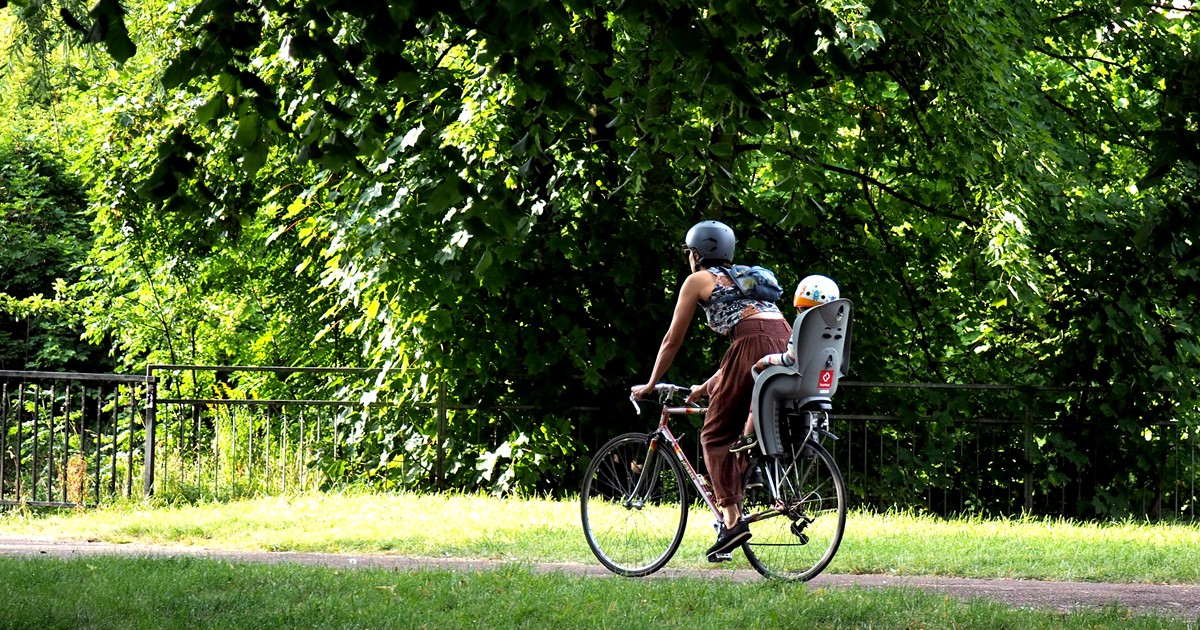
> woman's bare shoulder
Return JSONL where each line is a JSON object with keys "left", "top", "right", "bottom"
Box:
{"left": 682, "top": 268, "right": 717, "bottom": 301}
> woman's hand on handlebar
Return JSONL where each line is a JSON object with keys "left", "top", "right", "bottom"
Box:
{"left": 685, "top": 383, "right": 708, "bottom": 405}
{"left": 630, "top": 383, "right": 656, "bottom": 401}
{"left": 631, "top": 382, "right": 693, "bottom": 402}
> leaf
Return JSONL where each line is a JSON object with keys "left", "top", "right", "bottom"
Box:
{"left": 512, "top": 132, "right": 530, "bottom": 155}
{"left": 241, "top": 140, "right": 268, "bottom": 175}
{"left": 426, "top": 177, "right": 466, "bottom": 215}
{"left": 87, "top": 0, "right": 136, "bottom": 63}
{"left": 161, "top": 48, "right": 202, "bottom": 90}
{"left": 59, "top": 8, "right": 88, "bottom": 34}
{"left": 233, "top": 112, "right": 261, "bottom": 150}
{"left": 217, "top": 72, "right": 239, "bottom": 95}
{"left": 474, "top": 250, "right": 493, "bottom": 277}
{"left": 195, "top": 94, "right": 226, "bottom": 124}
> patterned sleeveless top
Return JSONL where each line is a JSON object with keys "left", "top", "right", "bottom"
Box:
{"left": 699, "top": 267, "right": 782, "bottom": 335}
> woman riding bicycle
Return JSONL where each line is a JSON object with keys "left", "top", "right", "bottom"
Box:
{"left": 632, "top": 219, "right": 790, "bottom": 561}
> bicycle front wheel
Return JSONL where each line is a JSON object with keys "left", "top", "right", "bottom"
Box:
{"left": 744, "top": 440, "right": 846, "bottom": 581}
{"left": 580, "top": 432, "right": 687, "bottom": 577}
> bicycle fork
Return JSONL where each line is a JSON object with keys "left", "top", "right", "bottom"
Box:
{"left": 623, "top": 437, "right": 663, "bottom": 509}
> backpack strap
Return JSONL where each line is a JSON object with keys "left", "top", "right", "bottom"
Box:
{"left": 709, "top": 266, "right": 747, "bottom": 303}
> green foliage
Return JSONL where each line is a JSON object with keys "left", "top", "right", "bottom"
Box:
{"left": 0, "top": 139, "right": 102, "bottom": 370}
{"left": 0, "top": 145, "right": 87, "bottom": 289}
{"left": 1, "top": 0, "right": 1198, "bottom": 512}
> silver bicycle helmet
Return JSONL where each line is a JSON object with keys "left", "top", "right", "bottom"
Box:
{"left": 684, "top": 220, "right": 735, "bottom": 265}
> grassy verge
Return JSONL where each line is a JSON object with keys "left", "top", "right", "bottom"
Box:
{"left": 1, "top": 555, "right": 1189, "bottom": 630}
{"left": 3, "top": 491, "right": 1199, "bottom": 583}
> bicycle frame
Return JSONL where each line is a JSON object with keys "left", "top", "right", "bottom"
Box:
{"left": 628, "top": 387, "right": 827, "bottom": 528}
{"left": 742, "top": 409, "right": 833, "bottom": 524}
{"left": 634, "top": 402, "right": 724, "bottom": 522}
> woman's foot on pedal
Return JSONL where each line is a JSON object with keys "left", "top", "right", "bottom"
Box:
{"left": 706, "top": 521, "right": 751, "bottom": 561}
{"left": 729, "top": 434, "right": 758, "bottom": 454}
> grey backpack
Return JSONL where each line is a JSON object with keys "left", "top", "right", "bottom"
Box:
{"left": 713, "top": 265, "right": 784, "bottom": 303}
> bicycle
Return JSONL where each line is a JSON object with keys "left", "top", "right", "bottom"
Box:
{"left": 580, "top": 298, "right": 852, "bottom": 580}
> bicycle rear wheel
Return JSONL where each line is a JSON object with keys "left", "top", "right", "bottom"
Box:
{"left": 743, "top": 440, "right": 846, "bottom": 581}
{"left": 580, "top": 432, "right": 687, "bottom": 577}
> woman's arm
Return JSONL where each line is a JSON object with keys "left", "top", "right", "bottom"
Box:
{"left": 633, "top": 271, "right": 712, "bottom": 399}
{"left": 686, "top": 369, "right": 721, "bottom": 404}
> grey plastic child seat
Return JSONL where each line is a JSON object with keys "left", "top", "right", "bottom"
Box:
{"left": 750, "top": 298, "right": 853, "bottom": 456}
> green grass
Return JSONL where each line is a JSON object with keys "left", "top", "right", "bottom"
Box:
{"left": 0, "top": 555, "right": 1190, "bottom": 630}
{"left": 2, "top": 492, "right": 1199, "bottom": 629}
{"left": 4, "top": 491, "right": 1200, "bottom": 583}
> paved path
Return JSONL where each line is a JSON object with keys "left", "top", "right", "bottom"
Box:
{"left": 2, "top": 537, "right": 1198, "bottom": 619}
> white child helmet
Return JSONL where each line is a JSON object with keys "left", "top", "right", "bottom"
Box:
{"left": 794, "top": 275, "right": 839, "bottom": 308}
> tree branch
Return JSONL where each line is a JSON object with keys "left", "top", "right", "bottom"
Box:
{"left": 862, "top": 185, "right": 946, "bottom": 380}
{"left": 1032, "top": 46, "right": 1124, "bottom": 68}
{"left": 819, "top": 162, "right": 980, "bottom": 226}
{"left": 1031, "top": 46, "right": 1153, "bottom": 154}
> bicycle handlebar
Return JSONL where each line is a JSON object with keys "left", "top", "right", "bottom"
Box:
{"left": 629, "top": 383, "right": 695, "bottom": 414}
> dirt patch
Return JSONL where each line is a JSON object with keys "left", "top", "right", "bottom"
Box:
{"left": 2, "top": 537, "right": 1197, "bottom": 619}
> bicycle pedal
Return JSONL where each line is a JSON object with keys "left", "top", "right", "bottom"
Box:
{"left": 708, "top": 551, "right": 734, "bottom": 563}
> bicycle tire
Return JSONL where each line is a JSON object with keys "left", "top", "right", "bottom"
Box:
{"left": 580, "top": 432, "right": 688, "bottom": 577}
{"left": 743, "top": 439, "right": 846, "bottom": 581}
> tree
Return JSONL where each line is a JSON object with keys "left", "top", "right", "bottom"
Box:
{"left": 0, "top": 137, "right": 102, "bottom": 370}
{"left": 4, "top": 0, "right": 1198, "bottom": 509}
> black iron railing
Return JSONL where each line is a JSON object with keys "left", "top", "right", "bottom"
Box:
{"left": 0, "top": 370, "right": 153, "bottom": 507}
{"left": 3, "top": 367, "right": 1195, "bottom": 520}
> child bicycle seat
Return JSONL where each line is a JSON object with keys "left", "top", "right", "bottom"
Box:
{"left": 750, "top": 298, "right": 853, "bottom": 456}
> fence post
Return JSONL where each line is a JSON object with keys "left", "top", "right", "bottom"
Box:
{"left": 436, "top": 377, "right": 446, "bottom": 490}
{"left": 1023, "top": 396, "right": 1033, "bottom": 513}
{"left": 143, "top": 376, "right": 157, "bottom": 497}
{"left": 0, "top": 383, "right": 6, "bottom": 502}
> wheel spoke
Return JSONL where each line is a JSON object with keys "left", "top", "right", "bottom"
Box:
{"left": 581, "top": 433, "right": 688, "bottom": 577}
{"left": 743, "top": 440, "right": 846, "bottom": 581}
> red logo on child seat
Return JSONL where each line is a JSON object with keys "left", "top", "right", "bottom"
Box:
{"left": 818, "top": 369, "right": 835, "bottom": 392}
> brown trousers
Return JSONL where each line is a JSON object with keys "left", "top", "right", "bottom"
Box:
{"left": 702, "top": 318, "right": 791, "bottom": 508}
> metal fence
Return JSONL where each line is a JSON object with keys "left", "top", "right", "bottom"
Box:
{"left": 145, "top": 364, "right": 601, "bottom": 499}
{"left": 147, "top": 365, "right": 406, "bottom": 499}
{"left": 831, "top": 381, "right": 1195, "bottom": 520}
{"left": 3, "top": 367, "right": 1196, "bottom": 519}
{"left": 0, "top": 371, "right": 153, "bottom": 508}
